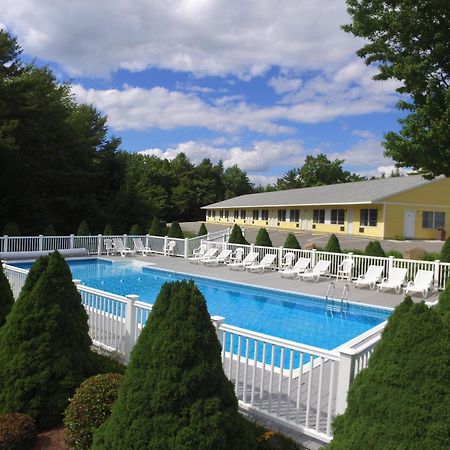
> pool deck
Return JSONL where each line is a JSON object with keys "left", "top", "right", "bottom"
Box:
{"left": 103, "top": 254, "right": 439, "bottom": 310}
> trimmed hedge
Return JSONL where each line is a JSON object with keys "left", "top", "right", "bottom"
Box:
{"left": 103, "top": 224, "right": 114, "bottom": 236}
{"left": 0, "top": 252, "right": 93, "bottom": 429}
{"left": 283, "top": 233, "right": 301, "bottom": 250}
{"left": 148, "top": 217, "right": 164, "bottom": 236}
{"left": 0, "top": 413, "right": 37, "bottom": 450}
{"left": 92, "top": 281, "right": 255, "bottom": 450}
{"left": 167, "top": 221, "right": 184, "bottom": 238}
{"left": 129, "top": 224, "right": 142, "bottom": 235}
{"left": 255, "top": 228, "right": 273, "bottom": 247}
{"left": 228, "top": 224, "right": 249, "bottom": 245}
{"left": 198, "top": 223, "right": 208, "bottom": 236}
{"left": 441, "top": 237, "right": 450, "bottom": 263}
{"left": 77, "top": 220, "right": 90, "bottom": 236}
{"left": 0, "top": 264, "right": 14, "bottom": 328}
{"left": 43, "top": 224, "right": 56, "bottom": 236}
{"left": 364, "top": 241, "right": 386, "bottom": 257}
{"left": 65, "top": 373, "right": 124, "bottom": 450}
{"left": 385, "top": 250, "right": 403, "bottom": 259}
{"left": 2, "top": 223, "right": 20, "bottom": 237}
{"left": 324, "top": 234, "right": 341, "bottom": 253}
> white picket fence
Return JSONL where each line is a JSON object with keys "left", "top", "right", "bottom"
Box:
{"left": 3, "top": 262, "right": 384, "bottom": 443}
{"left": 203, "top": 241, "right": 450, "bottom": 291}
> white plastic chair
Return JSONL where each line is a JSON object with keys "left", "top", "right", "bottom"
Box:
{"left": 247, "top": 254, "right": 277, "bottom": 273}
{"left": 189, "top": 247, "right": 216, "bottom": 264}
{"left": 404, "top": 270, "right": 434, "bottom": 298}
{"left": 228, "top": 252, "right": 259, "bottom": 271}
{"left": 379, "top": 268, "right": 407, "bottom": 294}
{"left": 104, "top": 238, "right": 116, "bottom": 255}
{"left": 300, "top": 260, "right": 331, "bottom": 282}
{"left": 336, "top": 258, "right": 354, "bottom": 281}
{"left": 280, "top": 252, "right": 296, "bottom": 270}
{"left": 164, "top": 240, "right": 176, "bottom": 257}
{"left": 204, "top": 249, "right": 233, "bottom": 266}
{"left": 354, "top": 265, "right": 384, "bottom": 290}
{"left": 112, "top": 238, "right": 135, "bottom": 257}
{"left": 132, "top": 238, "right": 155, "bottom": 256}
{"left": 280, "top": 257, "right": 311, "bottom": 279}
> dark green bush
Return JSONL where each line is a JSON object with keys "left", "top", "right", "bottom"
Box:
{"left": 441, "top": 237, "right": 450, "bottom": 263}
{"left": 434, "top": 280, "right": 450, "bottom": 321}
{"left": 255, "top": 228, "right": 273, "bottom": 247}
{"left": 148, "top": 217, "right": 164, "bottom": 236}
{"left": 0, "top": 252, "right": 93, "bottom": 429}
{"left": 254, "top": 424, "right": 301, "bottom": 449}
{"left": 0, "top": 413, "right": 37, "bottom": 450}
{"left": 385, "top": 250, "right": 403, "bottom": 259}
{"left": 103, "top": 224, "right": 114, "bottom": 236}
{"left": 129, "top": 224, "right": 142, "bottom": 235}
{"left": 2, "top": 223, "right": 20, "bottom": 237}
{"left": 64, "top": 373, "right": 124, "bottom": 450}
{"left": 364, "top": 240, "right": 386, "bottom": 257}
{"left": 324, "top": 234, "right": 341, "bottom": 253}
{"left": 228, "top": 224, "right": 249, "bottom": 245}
{"left": 77, "top": 220, "right": 90, "bottom": 236}
{"left": 198, "top": 222, "right": 208, "bottom": 236}
{"left": 330, "top": 297, "right": 450, "bottom": 449}
{"left": 0, "top": 265, "right": 14, "bottom": 328}
{"left": 92, "top": 281, "right": 255, "bottom": 450}
{"left": 43, "top": 224, "right": 56, "bottom": 236}
{"left": 90, "top": 351, "right": 126, "bottom": 376}
{"left": 421, "top": 251, "right": 441, "bottom": 261}
{"left": 342, "top": 248, "right": 365, "bottom": 256}
{"left": 283, "top": 233, "right": 301, "bottom": 250}
{"left": 167, "top": 221, "right": 184, "bottom": 238}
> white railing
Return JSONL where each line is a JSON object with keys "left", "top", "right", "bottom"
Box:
{"left": 203, "top": 241, "right": 450, "bottom": 290}
{"left": 3, "top": 261, "right": 386, "bottom": 443}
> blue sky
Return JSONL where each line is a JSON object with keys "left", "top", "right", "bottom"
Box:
{"left": 2, "top": 0, "right": 405, "bottom": 185}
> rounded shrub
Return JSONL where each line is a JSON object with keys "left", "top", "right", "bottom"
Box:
{"left": 385, "top": 250, "right": 403, "bottom": 259}
{"left": 0, "top": 264, "right": 14, "bottom": 328}
{"left": 228, "top": 224, "right": 249, "bottom": 245}
{"left": 0, "top": 251, "right": 93, "bottom": 429}
{"left": 90, "top": 351, "right": 126, "bottom": 376}
{"left": 92, "top": 280, "right": 256, "bottom": 450}
{"left": 441, "top": 237, "right": 450, "bottom": 263}
{"left": 2, "top": 223, "right": 20, "bottom": 237}
{"left": 255, "top": 228, "right": 273, "bottom": 247}
{"left": 167, "top": 221, "right": 184, "bottom": 238}
{"left": 103, "top": 224, "right": 114, "bottom": 236}
{"left": 197, "top": 222, "right": 208, "bottom": 236}
{"left": 324, "top": 234, "right": 341, "bottom": 253}
{"left": 148, "top": 217, "right": 164, "bottom": 236}
{"left": 64, "top": 373, "right": 124, "bottom": 450}
{"left": 129, "top": 224, "right": 142, "bottom": 235}
{"left": 0, "top": 413, "right": 37, "bottom": 450}
{"left": 283, "top": 233, "right": 301, "bottom": 250}
{"left": 77, "top": 220, "right": 90, "bottom": 236}
{"left": 43, "top": 224, "right": 56, "bottom": 236}
{"left": 365, "top": 240, "right": 386, "bottom": 257}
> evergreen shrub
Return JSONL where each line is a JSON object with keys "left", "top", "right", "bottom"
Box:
{"left": 0, "top": 264, "right": 14, "bottom": 328}
{"left": 330, "top": 297, "right": 450, "bottom": 449}
{"left": 0, "top": 252, "right": 93, "bottom": 428}
{"left": 90, "top": 351, "right": 126, "bottom": 376}
{"left": 364, "top": 241, "right": 386, "bottom": 257}
{"left": 421, "top": 251, "right": 441, "bottom": 261}
{"left": 2, "top": 223, "right": 20, "bottom": 236}
{"left": 167, "top": 221, "right": 184, "bottom": 238}
{"left": 324, "top": 234, "right": 341, "bottom": 253}
{"left": 92, "top": 280, "right": 255, "bottom": 450}
{"left": 198, "top": 222, "right": 208, "bottom": 236}
{"left": 148, "top": 217, "right": 164, "bottom": 236}
{"left": 255, "top": 228, "right": 273, "bottom": 247}
{"left": 283, "top": 233, "right": 301, "bottom": 250}
{"left": 43, "top": 224, "right": 56, "bottom": 236}
{"left": 385, "top": 250, "right": 403, "bottom": 259}
{"left": 64, "top": 373, "right": 124, "bottom": 450}
{"left": 103, "top": 224, "right": 114, "bottom": 236}
{"left": 228, "top": 224, "right": 249, "bottom": 245}
{"left": 77, "top": 220, "right": 90, "bottom": 236}
{"left": 0, "top": 413, "right": 37, "bottom": 450}
{"left": 129, "top": 224, "right": 142, "bottom": 235}
{"left": 440, "top": 237, "right": 450, "bottom": 262}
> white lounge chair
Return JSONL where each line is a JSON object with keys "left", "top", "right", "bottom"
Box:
{"left": 164, "top": 240, "right": 176, "bottom": 257}
{"left": 204, "top": 249, "right": 233, "bottom": 266}
{"left": 190, "top": 243, "right": 207, "bottom": 260}
{"left": 379, "top": 268, "right": 407, "bottom": 294}
{"left": 229, "top": 248, "right": 245, "bottom": 263}
{"left": 247, "top": 254, "right": 277, "bottom": 273}
{"left": 188, "top": 247, "right": 217, "bottom": 264}
{"left": 299, "top": 260, "right": 331, "bottom": 282}
{"left": 280, "top": 252, "right": 296, "bottom": 270}
{"left": 113, "top": 238, "right": 135, "bottom": 257}
{"left": 404, "top": 270, "right": 434, "bottom": 298}
{"left": 336, "top": 258, "right": 354, "bottom": 281}
{"left": 104, "top": 238, "right": 116, "bottom": 255}
{"left": 228, "top": 251, "right": 259, "bottom": 271}
{"left": 354, "top": 265, "right": 384, "bottom": 290}
{"left": 280, "top": 257, "right": 311, "bottom": 279}
{"left": 132, "top": 238, "right": 155, "bottom": 256}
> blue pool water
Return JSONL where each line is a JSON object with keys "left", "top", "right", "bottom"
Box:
{"left": 14, "top": 258, "right": 390, "bottom": 350}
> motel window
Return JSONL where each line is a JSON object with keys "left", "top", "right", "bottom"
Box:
{"left": 331, "top": 209, "right": 345, "bottom": 225}
{"left": 423, "top": 211, "right": 445, "bottom": 229}
{"left": 224, "top": 210, "right": 229, "bottom": 219}
{"left": 253, "top": 210, "right": 259, "bottom": 220}
{"left": 219, "top": 210, "right": 224, "bottom": 218}
{"left": 278, "top": 209, "right": 287, "bottom": 222}
{"left": 207, "top": 210, "right": 212, "bottom": 218}
{"left": 291, "top": 209, "right": 300, "bottom": 222}
{"left": 212, "top": 210, "right": 216, "bottom": 218}
{"left": 240, "top": 209, "right": 246, "bottom": 219}
{"left": 261, "top": 209, "right": 269, "bottom": 220}
{"left": 234, "top": 210, "right": 239, "bottom": 218}
{"left": 313, "top": 209, "right": 325, "bottom": 224}
{"left": 360, "top": 209, "right": 378, "bottom": 227}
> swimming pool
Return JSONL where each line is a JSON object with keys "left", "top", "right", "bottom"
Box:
{"left": 13, "top": 258, "right": 390, "bottom": 350}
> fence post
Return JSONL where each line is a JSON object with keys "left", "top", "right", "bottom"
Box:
{"left": 123, "top": 234, "right": 128, "bottom": 248}
{"left": 388, "top": 255, "right": 394, "bottom": 278}
{"left": 163, "top": 236, "right": 168, "bottom": 255}
{"left": 125, "top": 294, "right": 139, "bottom": 362}
{"left": 184, "top": 238, "right": 189, "bottom": 259}
{"left": 211, "top": 315, "right": 225, "bottom": 348}
{"left": 250, "top": 243, "right": 255, "bottom": 254}
{"left": 146, "top": 234, "right": 150, "bottom": 248}
{"left": 70, "top": 234, "right": 74, "bottom": 249}
{"left": 311, "top": 248, "right": 317, "bottom": 267}
{"left": 4, "top": 235, "right": 8, "bottom": 253}
{"left": 278, "top": 246, "right": 284, "bottom": 270}
{"left": 335, "top": 347, "right": 357, "bottom": 414}
{"left": 434, "top": 259, "right": 441, "bottom": 290}
{"left": 38, "top": 234, "right": 43, "bottom": 252}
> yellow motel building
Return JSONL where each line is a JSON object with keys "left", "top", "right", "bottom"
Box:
{"left": 203, "top": 175, "right": 450, "bottom": 240}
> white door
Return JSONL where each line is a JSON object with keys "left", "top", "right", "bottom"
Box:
{"left": 347, "top": 208, "right": 354, "bottom": 234}
{"left": 404, "top": 209, "right": 415, "bottom": 239}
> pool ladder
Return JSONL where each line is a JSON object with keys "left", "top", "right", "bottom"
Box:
{"left": 325, "top": 281, "right": 350, "bottom": 316}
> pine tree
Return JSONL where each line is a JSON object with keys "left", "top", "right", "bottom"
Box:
{"left": 324, "top": 234, "right": 341, "bottom": 253}
{"left": 441, "top": 237, "right": 450, "bottom": 263}
{"left": 255, "top": 228, "right": 273, "bottom": 247}
{"left": 0, "top": 252, "right": 93, "bottom": 429}
{"left": 92, "top": 281, "right": 255, "bottom": 450}
{"left": 228, "top": 224, "right": 249, "bottom": 245}
{"left": 103, "top": 224, "right": 114, "bottom": 236}
{"left": 198, "top": 222, "right": 208, "bottom": 236}
{"left": 2, "top": 222, "right": 20, "bottom": 236}
{"left": 0, "top": 264, "right": 14, "bottom": 328}
{"left": 167, "top": 221, "right": 184, "bottom": 238}
{"left": 129, "top": 224, "right": 142, "bottom": 235}
{"left": 330, "top": 297, "right": 450, "bottom": 449}
{"left": 283, "top": 233, "right": 301, "bottom": 250}
{"left": 365, "top": 241, "right": 386, "bottom": 257}
{"left": 148, "top": 217, "right": 164, "bottom": 236}
{"left": 77, "top": 220, "right": 90, "bottom": 236}
{"left": 43, "top": 224, "right": 56, "bottom": 236}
